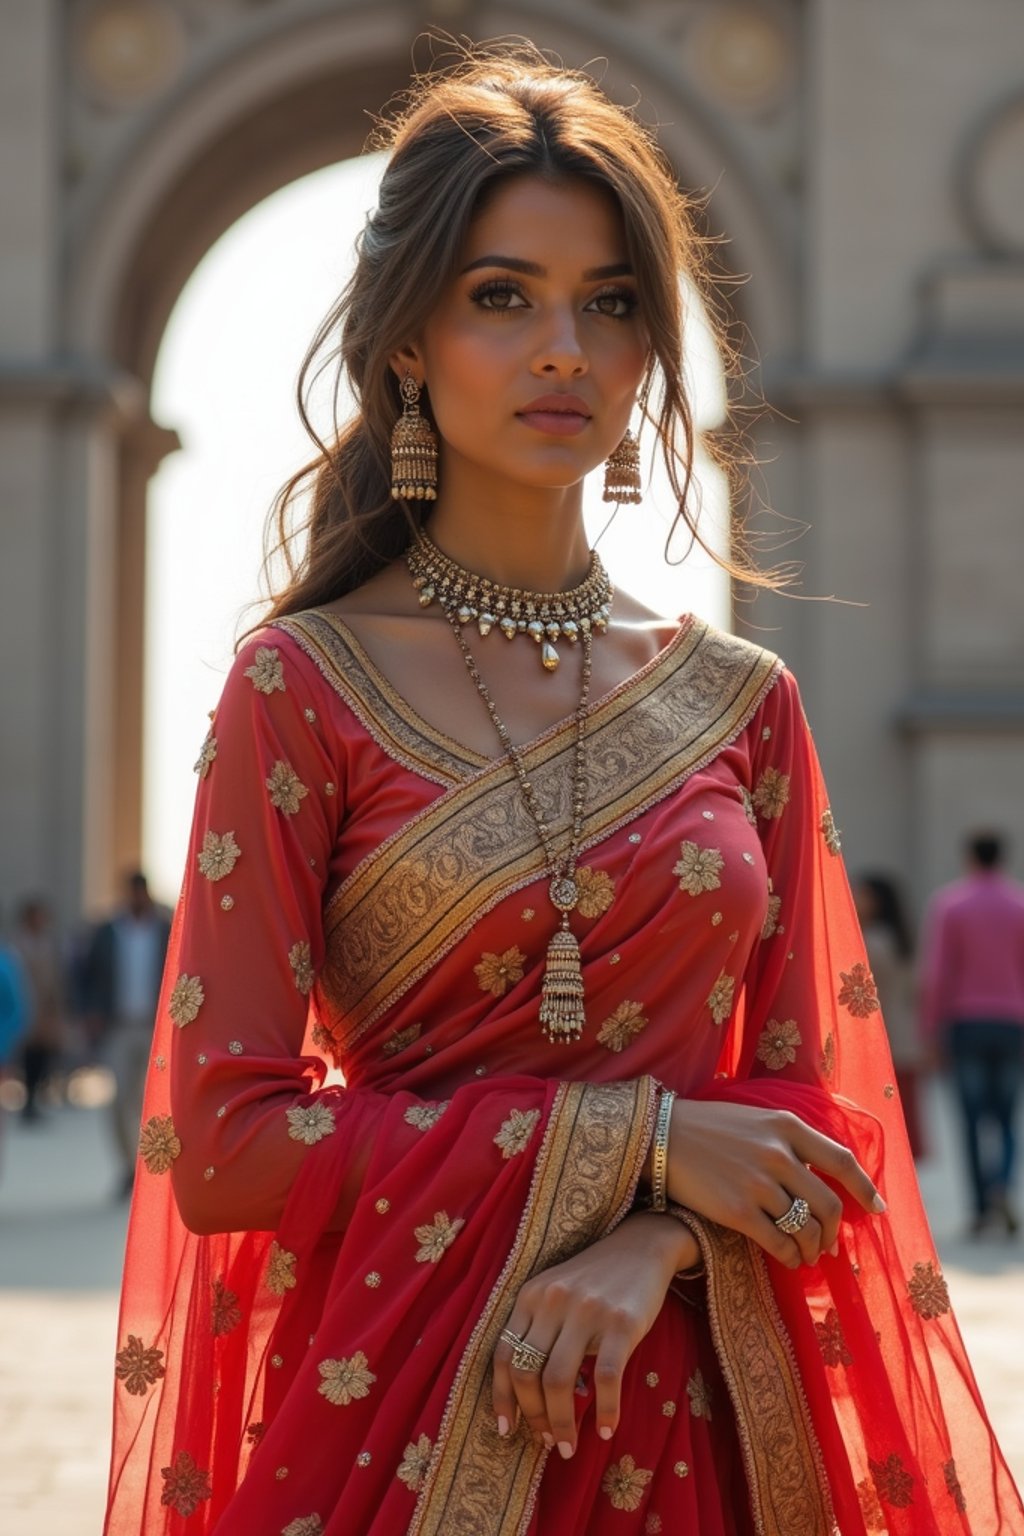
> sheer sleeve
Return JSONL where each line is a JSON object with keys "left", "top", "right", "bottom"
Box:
{"left": 167, "top": 628, "right": 359, "bottom": 1234}
{"left": 685, "top": 666, "right": 1021, "bottom": 1535}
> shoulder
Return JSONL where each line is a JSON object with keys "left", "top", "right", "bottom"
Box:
{"left": 220, "top": 622, "right": 333, "bottom": 714}
{"left": 689, "top": 616, "right": 788, "bottom": 709}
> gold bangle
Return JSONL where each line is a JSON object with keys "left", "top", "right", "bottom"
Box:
{"left": 649, "top": 1088, "right": 675, "bottom": 1212}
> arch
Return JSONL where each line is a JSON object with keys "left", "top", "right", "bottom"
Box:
{"left": 66, "top": 0, "right": 798, "bottom": 375}
{"left": 62, "top": 0, "right": 798, "bottom": 893}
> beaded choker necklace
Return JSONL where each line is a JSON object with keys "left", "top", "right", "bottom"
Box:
{"left": 406, "top": 529, "right": 613, "bottom": 673}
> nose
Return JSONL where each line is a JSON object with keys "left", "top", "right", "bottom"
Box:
{"left": 531, "top": 306, "right": 588, "bottom": 378}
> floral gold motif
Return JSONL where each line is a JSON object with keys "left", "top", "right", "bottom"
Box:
{"left": 160, "top": 1450, "right": 212, "bottom": 1517}
{"left": 686, "top": 1368, "right": 713, "bottom": 1419}
{"left": 601, "top": 1454, "right": 653, "bottom": 1512}
{"left": 474, "top": 946, "right": 526, "bottom": 998}
{"left": 761, "top": 893, "right": 782, "bottom": 940}
{"left": 645, "top": 1515, "right": 663, "bottom": 1533}
{"left": 944, "top": 1458, "right": 967, "bottom": 1513}
{"left": 198, "top": 829, "right": 241, "bottom": 882}
{"left": 814, "top": 1308, "right": 852, "bottom": 1367}
{"left": 752, "top": 766, "right": 790, "bottom": 819}
{"left": 286, "top": 1101, "right": 336, "bottom": 1146}
{"left": 244, "top": 645, "right": 285, "bottom": 694}
{"left": 596, "top": 1000, "right": 648, "bottom": 1052}
{"left": 869, "top": 1452, "right": 915, "bottom": 1508}
{"left": 289, "top": 940, "right": 315, "bottom": 994}
{"left": 211, "top": 1278, "right": 241, "bottom": 1336}
{"left": 282, "top": 1517, "right": 323, "bottom": 1536}
{"left": 820, "top": 1033, "right": 836, "bottom": 1079}
{"left": 397, "top": 1434, "right": 433, "bottom": 1493}
{"left": 383, "top": 1023, "right": 422, "bottom": 1057}
{"left": 738, "top": 785, "right": 757, "bottom": 825}
{"left": 193, "top": 729, "right": 217, "bottom": 779}
{"left": 266, "top": 760, "right": 309, "bottom": 816}
{"left": 672, "top": 841, "right": 724, "bottom": 896}
{"left": 573, "top": 865, "right": 616, "bottom": 918}
{"left": 414, "top": 1211, "right": 465, "bottom": 1264}
{"left": 755, "top": 1018, "right": 802, "bottom": 1070}
{"left": 318, "top": 1352, "right": 376, "bottom": 1406}
{"left": 821, "top": 808, "right": 842, "bottom": 855}
{"left": 115, "top": 1334, "right": 166, "bottom": 1395}
{"left": 404, "top": 1102, "right": 449, "bottom": 1131}
{"left": 494, "top": 1108, "right": 541, "bottom": 1159}
{"left": 838, "top": 961, "right": 880, "bottom": 1018}
{"left": 139, "top": 1115, "right": 181, "bottom": 1174}
{"left": 857, "top": 1476, "right": 886, "bottom": 1530}
{"left": 265, "top": 1241, "right": 298, "bottom": 1296}
{"left": 706, "top": 972, "right": 735, "bottom": 1026}
{"left": 168, "top": 973, "right": 204, "bottom": 1028}
{"left": 907, "top": 1260, "right": 951, "bottom": 1319}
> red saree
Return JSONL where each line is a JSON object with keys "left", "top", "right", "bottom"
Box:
{"left": 104, "top": 610, "right": 1023, "bottom": 1535}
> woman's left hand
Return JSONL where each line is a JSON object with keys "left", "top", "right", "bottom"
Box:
{"left": 491, "top": 1210, "right": 699, "bottom": 1458}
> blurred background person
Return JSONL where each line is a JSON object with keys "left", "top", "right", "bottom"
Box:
{"left": 853, "top": 872, "right": 925, "bottom": 1159}
{"left": 84, "top": 872, "right": 171, "bottom": 1199}
{"left": 10, "top": 896, "right": 66, "bottom": 1122}
{"left": 0, "top": 909, "right": 31, "bottom": 1178}
{"left": 919, "top": 832, "right": 1024, "bottom": 1237}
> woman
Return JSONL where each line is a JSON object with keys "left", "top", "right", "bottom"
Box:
{"left": 852, "top": 874, "right": 925, "bottom": 1161}
{"left": 104, "top": 45, "right": 1022, "bottom": 1535}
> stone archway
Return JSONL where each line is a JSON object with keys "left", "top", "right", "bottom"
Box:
{"left": 63, "top": 1, "right": 797, "bottom": 908}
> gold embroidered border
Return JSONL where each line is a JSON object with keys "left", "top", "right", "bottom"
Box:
{"left": 274, "top": 612, "right": 482, "bottom": 786}
{"left": 410, "top": 1076, "right": 658, "bottom": 1536}
{"left": 314, "top": 621, "right": 781, "bottom": 1047}
{"left": 679, "top": 1215, "right": 837, "bottom": 1536}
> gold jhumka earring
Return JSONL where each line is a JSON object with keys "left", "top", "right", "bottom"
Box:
{"left": 602, "top": 428, "right": 642, "bottom": 504}
{"left": 390, "top": 373, "right": 438, "bottom": 501}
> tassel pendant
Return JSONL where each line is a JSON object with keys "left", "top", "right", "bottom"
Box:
{"left": 540, "top": 920, "right": 586, "bottom": 1044}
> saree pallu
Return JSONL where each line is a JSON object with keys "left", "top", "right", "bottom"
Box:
{"left": 104, "top": 611, "right": 1023, "bottom": 1535}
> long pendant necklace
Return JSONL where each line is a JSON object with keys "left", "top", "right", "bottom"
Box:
{"left": 448, "top": 617, "right": 592, "bottom": 1044}
{"left": 406, "top": 534, "right": 600, "bottom": 1043}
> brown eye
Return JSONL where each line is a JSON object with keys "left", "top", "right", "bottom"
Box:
{"left": 586, "top": 289, "right": 639, "bottom": 319}
{"left": 470, "top": 280, "right": 528, "bottom": 313}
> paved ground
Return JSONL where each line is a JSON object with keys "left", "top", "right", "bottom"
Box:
{"left": 0, "top": 1074, "right": 1022, "bottom": 1532}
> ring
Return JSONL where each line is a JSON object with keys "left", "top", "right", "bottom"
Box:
{"left": 511, "top": 1342, "right": 548, "bottom": 1373}
{"left": 774, "top": 1196, "right": 811, "bottom": 1236}
{"left": 499, "top": 1328, "right": 548, "bottom": 1373}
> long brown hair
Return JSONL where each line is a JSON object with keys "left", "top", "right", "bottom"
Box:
{"left": 248, "top": 39, "right": 788, "bottom": 640}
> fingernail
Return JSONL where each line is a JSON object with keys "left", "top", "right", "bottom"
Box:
{"left": 558, "top": 1441, "right": 574, "bottom": 1460}
{"left": 542, "top": 1433, "right": 554, "bottom": 1450}
{"left": 598, "top": 1425, "right": 613, "bottom": 1441}
{"left": 497, "top": 1415, "right": 509, "bottom": 1437}
{"left": 871, "top": 1193, "right": 887, "bottom": 1214}
{"left": 829, "top": 1241, "right": 839, "bottom": 1258}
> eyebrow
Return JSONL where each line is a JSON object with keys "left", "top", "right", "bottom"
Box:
{"left": 459, "top": 255, "right": 634, "bottom": 280}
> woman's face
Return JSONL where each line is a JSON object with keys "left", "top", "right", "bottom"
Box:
{"left": 406, "top": 174, "right": 649, "bottom": 492}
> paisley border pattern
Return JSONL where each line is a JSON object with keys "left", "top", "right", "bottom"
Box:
{"left": 409, "top": 1076, "right": 659, "bottom": 1535}
{"left": 678, "top": 1215, "right": 838, "bottom": 1536}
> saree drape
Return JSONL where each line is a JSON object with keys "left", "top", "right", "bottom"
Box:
{"left": 104, "top": 611, "right": 1023, "bottom": 1536}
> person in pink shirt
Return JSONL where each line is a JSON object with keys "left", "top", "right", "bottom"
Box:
{"left": 919, "top": 831, "right": 1024, "bottom": 1235}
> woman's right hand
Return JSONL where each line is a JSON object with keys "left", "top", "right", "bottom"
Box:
{"left": 664, "top": 1099, "right": 885, "bottom": 1268}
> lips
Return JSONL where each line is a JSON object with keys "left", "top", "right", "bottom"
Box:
{"left": 516, "top": 394, "right": 592, "bottom": 436}
{"left": 517, "top": 394, "right": 592, "bottom": 418}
